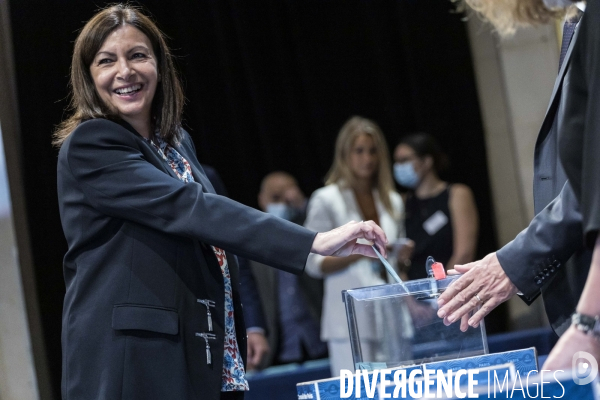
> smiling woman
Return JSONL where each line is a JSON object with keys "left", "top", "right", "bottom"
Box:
{"left": 53, "top": 4, "right": 184, "bottom": 147}
{"left": 89, "top": 25, "right": 159, "bottom": 138}
{"left": 54, "top": 4, "right": 390, "bottom": 400}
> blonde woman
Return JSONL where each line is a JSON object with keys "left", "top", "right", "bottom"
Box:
{"left": 458, "top": 0, "right": 565, "bottom": 37}
{"left": 304, "top": 116, "right": 406, "bottom": 376}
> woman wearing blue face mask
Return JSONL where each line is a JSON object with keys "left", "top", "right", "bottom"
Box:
{"left": 393, "top": 133, "right": 479, "bottom": 280}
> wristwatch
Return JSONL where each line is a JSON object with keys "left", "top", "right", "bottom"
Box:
{"left": 571, "top": 312, "right": 600, "bottom": 339}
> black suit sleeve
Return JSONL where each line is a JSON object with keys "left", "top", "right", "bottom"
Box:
{"left": 497, "top": 180, "right": 583, "bottom": 303}
{"left": 63, "top": 119, "right": 316, "bottom": 274}
{"left": 559, "top": 2, "right": 600, "bottom": 248}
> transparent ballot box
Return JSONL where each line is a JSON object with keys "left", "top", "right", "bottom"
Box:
{"left": 342, "top": 276, "right": 488, "bottom": 371}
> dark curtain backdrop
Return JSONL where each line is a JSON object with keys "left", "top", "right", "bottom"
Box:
{"left": 9, "top": 0, "right": 499, "bottom": 397}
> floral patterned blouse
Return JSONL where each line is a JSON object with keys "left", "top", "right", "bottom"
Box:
{"left": 146, "top": 135, "right": 249, "bottom": 392}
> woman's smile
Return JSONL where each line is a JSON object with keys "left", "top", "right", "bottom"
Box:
{"left": 90, "top": 25, "right": 158, "bottom": 137}
{"left": 113, "top": 83, "right": 143, "bottom": 96}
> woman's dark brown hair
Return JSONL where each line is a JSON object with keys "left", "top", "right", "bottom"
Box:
{"left": 53, "top": 4, "right": 184, "bottom": 146}
{"left": 398, "top": 133, "right": 450, "bottom": 175}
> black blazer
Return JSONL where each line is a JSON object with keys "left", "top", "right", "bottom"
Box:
{"left": 497, "top": 24, "right": 591, "bottom": 335}
{"left": 559, "top": 0, "right": 600, "bottom": 249}
{"left": 57, "top": 119, "right": 316, "bottom": 400}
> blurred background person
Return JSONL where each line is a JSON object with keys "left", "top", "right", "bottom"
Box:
{"left": 257, "top": 172, "right": 308, "bottom": 225}
{"left": 241, "top": 172, "right": 326, "bottom": 370}
{"left": 304, "top": 116, "right": 406, "bottom": 376}
{"left": 393, "top": 133, "right": 479, "bottom": 279}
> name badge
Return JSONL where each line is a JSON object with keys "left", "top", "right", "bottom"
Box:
{"left": 423, "top": 210, "right": 448, "bottom": 236}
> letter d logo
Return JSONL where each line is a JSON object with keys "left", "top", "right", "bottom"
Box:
{"left": 572, "top": 351, "right": 598, "bottom": 385}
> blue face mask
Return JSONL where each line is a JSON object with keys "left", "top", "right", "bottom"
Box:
{"left": 266, "top": 203, "right": 292, "bottom": 220}
{"left": 393, "top": 162, "right": 420, "bottom": 189}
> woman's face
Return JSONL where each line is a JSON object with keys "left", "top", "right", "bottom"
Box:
{"left": 394, "top": 144, "right": 418, "bottom": 166}
{"left": 394, "top": 144, "right": 429, "bottom": 176}
{"left": 90, "top": 25, "right": 158, "bottom": 129}
{"left": 348, "top": 134, "right": 378, "bottom": 180}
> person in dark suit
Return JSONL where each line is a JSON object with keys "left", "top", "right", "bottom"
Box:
{"left": 436, "top": 0, "right": 589, "bottom": 336}
{"left": 54, "top": 5, "right": 389, "bottom": 400}
{"left": 241, "top": 172, "right": 327, "bottom": 369}
{"left": 544, "top": 0, "right": 600, "bottom": 369}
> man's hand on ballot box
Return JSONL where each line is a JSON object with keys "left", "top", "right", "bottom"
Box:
{"left": 436, "top": 252, "right": 519, "bottom": 331}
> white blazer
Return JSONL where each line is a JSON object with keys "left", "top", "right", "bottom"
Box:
{"left": 304, "top": 183, "right": 405, "bottom": 340}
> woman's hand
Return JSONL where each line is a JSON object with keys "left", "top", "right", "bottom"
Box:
{"left": 436, "top": 252, "right": 519, "bottom": 331}
{"left": 543, "top": 325, "right": 600, "bottom": 371}
{"left": 311, "top": 220, "right": 388, "bottom": 258}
